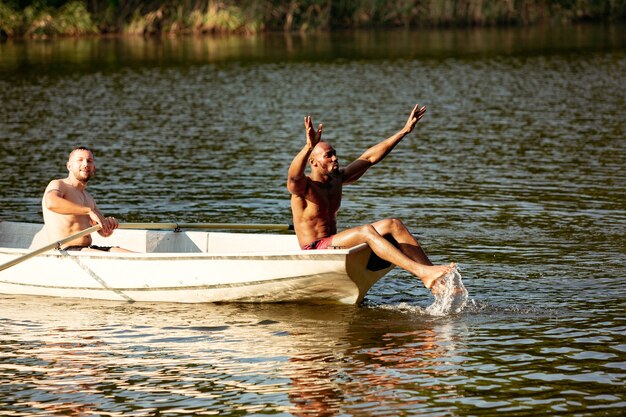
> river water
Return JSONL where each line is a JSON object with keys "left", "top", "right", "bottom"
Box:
{"left": 0, "top": 25, "right": 625, "bottom": 415}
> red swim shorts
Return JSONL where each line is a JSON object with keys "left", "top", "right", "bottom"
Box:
{"left": 301, "top": 235, "right": 335, "bottom": 250}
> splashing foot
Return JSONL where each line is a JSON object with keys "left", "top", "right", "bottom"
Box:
{"left": 422, "top": 263, "right": 456, "bottom": 290}
{"left": 425, "top": 266, "right": 468, "bottom": 316}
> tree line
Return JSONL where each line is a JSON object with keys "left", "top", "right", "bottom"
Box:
{"left": 1, "top": 0, "right": 624, "bottom": 38}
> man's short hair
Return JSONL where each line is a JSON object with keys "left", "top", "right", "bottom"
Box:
{"left": 69, "top": 146, "right": 93, "bottom": 159}
{"left": 71, "top": 146, "right": 92, "bottom": 154}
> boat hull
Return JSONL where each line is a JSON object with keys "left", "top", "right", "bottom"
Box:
{"left": 0, "top": 222, "right": 393, "bottom": 304}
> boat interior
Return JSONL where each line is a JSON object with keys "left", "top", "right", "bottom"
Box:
{"left": 0, "top": 221, "right": 301, "bottom": 254}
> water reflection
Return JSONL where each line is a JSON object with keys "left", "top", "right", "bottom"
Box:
{"left": 1, "top": 297, "right": 473, "bottom": 415}
{"left": 1, "top": 292, "right": 625, "bottom": 415}
{"left": 1, "top": 24, "right": 624, "bottom": 75}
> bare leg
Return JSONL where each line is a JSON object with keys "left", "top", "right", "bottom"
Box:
{"left": 82, "top": 247, "right": 135, "bottom": 253}
{"left": 330, "top": 220, "right": 453, "bottom": 291}
{"left": 370, "top": 218, "right": 432, "bottom": 265}
{"left": 109, "top": 247, "right": 135, "bottom": 253}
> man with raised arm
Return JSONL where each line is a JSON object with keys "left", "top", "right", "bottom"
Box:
{"left": 287, "top": 105, "right": 454, "bottom": 294}
{"left": 41, "top": 146, "right": 131, "bottom": 252}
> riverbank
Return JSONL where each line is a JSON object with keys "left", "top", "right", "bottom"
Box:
{"left": 1, "top": 0, "right": 625, "bottom": 39}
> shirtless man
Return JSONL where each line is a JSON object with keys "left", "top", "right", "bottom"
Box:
{"left": 287, "top": 105, "right": 454, "bottom": 294}
{"left": 42, "top": 146, "right": 131, "bottom": 252}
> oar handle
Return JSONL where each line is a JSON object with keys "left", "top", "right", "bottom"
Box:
{"left": 0, "top": 224, "right": 101, "bottom": 272}
{"left": 118, "top": 222, "right": 294, "bottom": 231}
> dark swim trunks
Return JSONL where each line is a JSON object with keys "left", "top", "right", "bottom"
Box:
{"left": 301, "top": 235, "right": 335, "bottom": 250}
{"left": 61, "top": 245, "right": 115, "bottom": 252}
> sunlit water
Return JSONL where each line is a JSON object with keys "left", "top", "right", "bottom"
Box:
{"left": 1, "top": 26, "right": 625, "bottom": 415}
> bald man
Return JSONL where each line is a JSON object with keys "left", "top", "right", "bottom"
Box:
{"left": 287, "top": 105, "right": 454, "bottom": 294}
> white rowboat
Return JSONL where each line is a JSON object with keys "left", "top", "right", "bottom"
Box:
{"left": 0, "top": 221, "right": 394, "bottom": 304}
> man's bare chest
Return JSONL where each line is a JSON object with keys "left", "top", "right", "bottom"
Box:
{"left": 62, "top": 185, "right": 93, "bottom": 207}
{"left": 307, "top": 182, "right": 342, "bottom": 213}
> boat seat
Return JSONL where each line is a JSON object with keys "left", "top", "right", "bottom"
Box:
{"left": 145, "top": 230, "right": 206, "bottom": 253}
{"left": 0, "top": 221, "right": 43, "bottom": 249}
{"left": 207, "top": 232, "right": 300, "bottom": 253}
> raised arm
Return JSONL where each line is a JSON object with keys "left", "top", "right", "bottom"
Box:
{"left": 287, "top": 116, "right": 323, "bottom": 196}
{"left": 342, "top": 104, "right": 426, "bottom": 184}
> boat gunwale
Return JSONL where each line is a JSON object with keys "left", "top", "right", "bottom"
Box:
{"left": 0, "top": 242, "right": 369, "bottom": 261}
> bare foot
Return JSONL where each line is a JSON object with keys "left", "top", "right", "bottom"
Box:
{"left": 424, "top": 263, "right": 467, "bottom": 297}
{"left": 421, "top": 263, "right": 455, "bottom": 292}
{"left": 427, "top": 263, "right": 467, "bottom": 297}
{"left": 428, "top": 274, "right": 450, "bottom": 296}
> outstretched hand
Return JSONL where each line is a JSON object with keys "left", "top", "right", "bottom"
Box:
{"left": 304, "top": 116, "right": 323, "bottom": 149}
{"left": 403, "top": 104, "right": 426, "bottom": 134}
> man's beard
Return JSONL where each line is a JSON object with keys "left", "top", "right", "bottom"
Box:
{"left": 77, "top": 170, "right": 93, "bottom": 183}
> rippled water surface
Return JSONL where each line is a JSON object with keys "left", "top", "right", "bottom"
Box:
{"left": 1, "top": 26, "right": 625, "bottom": 415}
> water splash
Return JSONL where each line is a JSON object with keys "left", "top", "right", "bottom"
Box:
{"left": 426, "top": 267, "right": 468, "bottom": 316}
{"left": 377, "top": 302, "right": 427, "bottom": 315}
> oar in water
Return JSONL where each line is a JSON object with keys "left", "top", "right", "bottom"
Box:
{"left": 118, "top": 222, "right": 294, "bottom": 231}
{"left": 0, "top": 224, "right": 101, "bottom": 272}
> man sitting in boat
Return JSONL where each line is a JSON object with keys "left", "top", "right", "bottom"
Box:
{"left": 40, "top": 146, "right": 132, "bottom": 252}
{"left": 287, "top": 105, "right": 454, "bottom": 295}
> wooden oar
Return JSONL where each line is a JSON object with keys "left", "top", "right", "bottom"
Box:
{"left": 0, "top": 224, "right": 101, "bottom": 272}
{"left": 118, "top": 222, "right": 294, "bottom": 231}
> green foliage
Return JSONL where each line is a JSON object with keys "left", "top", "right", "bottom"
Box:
{"left": 52, "top": 1, "right": 97, "bottom": 35}
{"left": 183, "top": 2, "right": 256, "bottom": 34}
{"left": 22, "top": 1, "right": 54, "bottom": 37}
{"left": 0, "top": 0, "right": 96, "bottom": 37}
{"left": 0, "top": 2, "right": 23, "bottom": 36}
{"left": 1, "top": 0, "right": 625, "bottom": 38}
